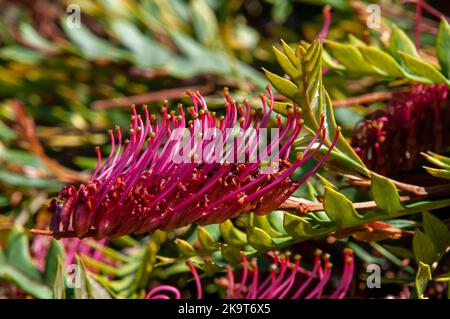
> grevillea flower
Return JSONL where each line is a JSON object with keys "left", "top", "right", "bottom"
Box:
{"left": 47, "top": 87, "right": 338, "bottom": 239}
{"left": 145, "top": 248, "right": 354, "bottom": 299}
{"left": 351, "top": 84, "right": 450, "bottom": 176}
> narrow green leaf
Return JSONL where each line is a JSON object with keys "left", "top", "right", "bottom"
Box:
{"left": 44, "top": 239, "right": 66, "bottom": 287}
{"left": 53, "top": 257, "right": 66, "bottom": 299}
{"left": 437, "top": 18, "right": 450, "bottom": 79}
{"left": 422, "top": 151, "right": 450, "bottom": 170}
{"left": 370, "top": 242, "right": 415, "bottom": 275}
{"left": 423, "top": 166, "right": 450, "bottom": 180}
{"left": 74, "top": 256, "right": 90, "bottom": 299}
{"left": 383, "top": 244, "right": 415, "bottom": 259}
{"left": 129, "top": 244, "right": 155, "bottom": 294}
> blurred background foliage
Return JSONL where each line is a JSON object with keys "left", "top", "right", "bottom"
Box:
{"left": 0, "top": 0, "right": 449, "bottom": 299}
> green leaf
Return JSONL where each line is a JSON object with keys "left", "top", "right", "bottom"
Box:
{"left": 283, "top": 213, "right": 331, "bottom": 240}
{"left": 422, "top": 211, "right": 450, "bottom": 258}
{"left": 111, "top": 20, "right": 171, "bottom": 67}
{"left": 44, "top": 239, "right": 66, "bottom": 287}
{"left": 190, "top": 0, "right": 219, "bottom": 46}
{"left": 358, "top": 45, "right": 404, "bottom": 77}
{"left": 437, "top": 18, "right": 450, "bottom": 79}
{"left": 87, "top": 275, "right": 112, "bottom": 299}
{"left": 174, "top": 239, "right": 196, "bottom": 257}
{"left": 416, "top": 261, "right": 432, "bottom": 299}
{"left": 389, "top": 25, "right": 419, "bottom": 62}
{"left": 323, "top": 187, "right": 364, "bottom": 228}
{"left": 0, "top": 250, "right": 52, "bottom": 299}
{"left": 347, "top": 242, "right": 385, "bottom": 265}
{"left": 423, "top": 167, "right": 450, "bottom": 180}
{"left": 73, "top": 257, "right": 110, "bottom": 299}
{"left": 247, "top": 227, "right": 274, "bottom": 251}
{"left": 251, "top": 214, "right": 285, "bottom": 238}
{"left": 219, "top": 220, "right": 247, "bottom": 248}
{"left": 412, "top": 229, "right": 437, "bottom": 265}
{"left": 0, "top": 120, "right": 17, "bottom": 142}
{"left": 0, "top": 167, "right": 63, "bottom": 190}
{"left": 197, "top": 226, "right": 217, "bottom": 251}
{"left": 273, "top": 46, "right": 300, "bottom": 80}
{"left": 53, "top": 257, "right": 66, "bottom": 299}
{"left": 399, "top": 52, "right": 448, "bottom": 84}
{"left": 0, "top": 46, "right": 44, "bottom": 63}
{"left": 280, "top": 39, "right": 299, "bottom": 67}
{"left": 370, "top": 242, "right": 415, "bottom": 275}
{"left": 370, "top": 172, "right": 404, "bottom": 214}
{"left": 263, "top": 68, "right": 298, "bottom": 101}
{"left": 325, "top": 41, "right": 377, "bottom": 75}
{"left": 19, "top": 23, "right": 59, "bottom": 52}
{"left": 62, "top": 22, "right": 127, "bottom": 61}
{"left": 272, "top": 40, "right": 367, "bottom": 172}
{"left": 220, "top": 244, "right": 242, "bottom": 264}
{"left": 73, "top": 257, "right": 89, "bottom": 299}
{"left": 6, "top": 226, "right": 42, "bottom": 282}
{"left": 129, "top": 243, "right": 155, "bottom": 294}
{"left": 422, "top": 151, "right": 450, "bottom": 170}
{"left": 316, "top": 173, "right": 337, "bottom": 190}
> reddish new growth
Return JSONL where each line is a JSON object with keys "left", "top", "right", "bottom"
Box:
{"left": 352, "top": 84, "right": 450, "bottom": 176}
{"left": 146, "top": 249, "right": 354, "bottom": 299}
{"left": 46, "top": 87, "right": 338, "bottom": 239}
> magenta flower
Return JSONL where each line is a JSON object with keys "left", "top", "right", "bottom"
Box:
{"left": 46, "top": 87, "right": 338, "bottom": 239}
{"left": 146, "top": 248, "right": 354, "bottom": 299}
{"left": 352, "top": 84, "right": 450, "bottom": 175}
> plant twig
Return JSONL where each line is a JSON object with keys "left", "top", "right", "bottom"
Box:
{"left": 29, "top": 229, "right": 97, "bottom": 239}
{"left": 331, "top": 88, "right": 412, "bottom": 107}
{"left": 12, "top": 100, "right": 88, "bottom": 183}
{"left": 278, "top": 195, "right": 412, "bottom": 215}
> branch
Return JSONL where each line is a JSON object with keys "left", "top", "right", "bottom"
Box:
{"left": 29, "top": 229, "right": 97, "bottom": 239}
{"left": 278, "top": 195, "right": 412, "bottom": 215}
{"left": 12, "top": 100, "right": 88, "bottom": 183}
